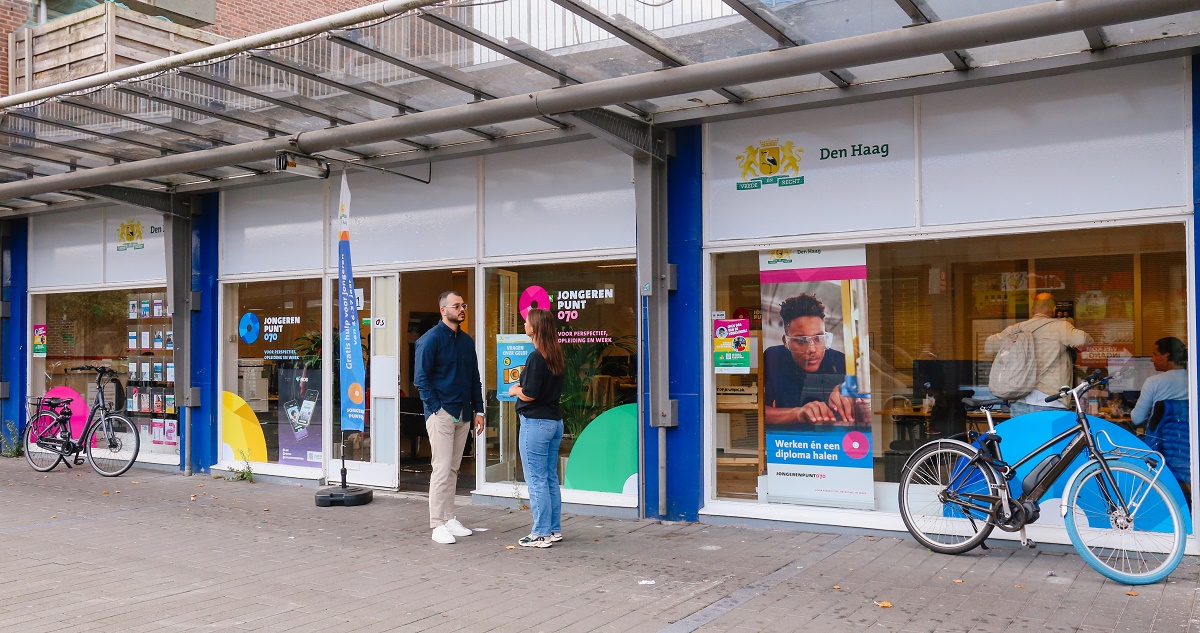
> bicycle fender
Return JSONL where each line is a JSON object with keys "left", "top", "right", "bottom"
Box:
{"left": 900, "top": 438, "right": 979, "bottom": 472}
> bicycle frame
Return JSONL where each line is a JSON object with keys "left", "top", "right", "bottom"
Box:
{"left": 971, "top": 375, "right": 1140, "bottom": 532}
{"left": 32, "top": 368, "right": 121, "bottom": 461}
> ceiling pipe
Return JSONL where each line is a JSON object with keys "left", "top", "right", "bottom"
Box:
{"left": 0, "top": 0, "right": 1193, "bottom": 200}
{"left": 0, "top": 0, "right": 443, "bottom": 110}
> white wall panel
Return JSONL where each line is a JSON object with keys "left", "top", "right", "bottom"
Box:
{"left": 921, "top": 59, "right": 1189, "bottom": 225}
{"left": 484, "top": 140, "right": 634, "bottom": 257}
{"left": 30, "top": 208, "right": 104, "bottom": 288}
{"left": 104, "top": 208, "right": 166, "bottom": 283}
{"left": 706, "top": 99, "right": 917, "bottom": 242}
{"left": 330, "top": 159, "right": 477, "bottom": 266}
{"left": 223, "top": 178, "right": 325, "bottom": 275}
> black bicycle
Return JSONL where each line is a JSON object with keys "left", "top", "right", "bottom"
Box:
{"left": 899, "top": 370, "right": 1186, "bottom": 585}
{"left": 24, "top": 365, "right": 139, "bottom": 477}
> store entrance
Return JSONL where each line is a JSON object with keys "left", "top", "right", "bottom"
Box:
{"left": 396, "top": 268, "right": 476, "bottom": 494}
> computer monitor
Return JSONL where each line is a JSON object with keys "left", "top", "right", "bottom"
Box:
{"left": 1108, "top": 357, "right": 1156, "bottom": 393}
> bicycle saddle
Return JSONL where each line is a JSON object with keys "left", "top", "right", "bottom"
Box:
{"left": 41, "top": 397, "right": 71, "bottom": 408}
{"left": 962, "top": 397, "right": 1004, "bottom": 409}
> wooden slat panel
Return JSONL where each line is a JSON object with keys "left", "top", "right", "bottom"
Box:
{"left": 30, "top": 21, "right": 106, "bottom": 55}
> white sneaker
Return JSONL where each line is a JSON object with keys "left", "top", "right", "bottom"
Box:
{"left": 431, "top": 525, "right": 456, "bottom": 544}
{"left": 445, "top": 517, "right": 473, "bottom": 537}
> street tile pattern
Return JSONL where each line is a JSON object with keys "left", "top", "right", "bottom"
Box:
{"left": 0, "top": 458, "right": 1197, "bottom": 632}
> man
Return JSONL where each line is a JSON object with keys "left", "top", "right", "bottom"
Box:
{"left": 1131, "top": 337, "right": 1189, "bottom": 427}
{"left": 413, "top": 291, "right": 485, "bottom": 544}
{"left": 986, "top": 292, "right": 1093, "bottom": 417}
{"left": 763, "top": 293, "right": 857, "bottom": 426}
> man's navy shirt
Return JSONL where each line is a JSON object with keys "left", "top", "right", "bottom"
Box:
{"left": 413, "top": 321, "right": 484, "bottom": 420}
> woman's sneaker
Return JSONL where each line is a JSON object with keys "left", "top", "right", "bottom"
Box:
{"left": 519, "top": 534, "right": 552, "bottom": 548}
{"left": 550, "top": 532, "right": 563, "bottom": 543}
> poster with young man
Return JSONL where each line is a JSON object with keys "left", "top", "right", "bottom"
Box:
{"left": 760, "top": 246, "right": 874, "bottom": 510}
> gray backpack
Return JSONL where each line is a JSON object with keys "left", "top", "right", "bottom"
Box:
{"left": 988, "top": 321, "right": 1050, "bottom": 401}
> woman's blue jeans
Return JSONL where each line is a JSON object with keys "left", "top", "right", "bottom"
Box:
{"left": 519, "top": 415, "right": 563, "bottom": 537}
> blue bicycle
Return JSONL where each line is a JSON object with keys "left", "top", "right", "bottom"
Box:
{"left": 898, "top": 371, "right": 1186, "bottom": 585}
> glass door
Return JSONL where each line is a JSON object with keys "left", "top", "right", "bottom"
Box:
{"left": 328, "top": 274, "right": 399, "bottom": 488}
{"left": 397, "top": 269, "right": 476, "bottom": 493}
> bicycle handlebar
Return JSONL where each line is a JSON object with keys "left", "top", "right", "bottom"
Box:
{"left": 68, "top": 365, "right": 117, "bottom": 374}
{"left": 1044, "top": 370, "right": 1109, "bottom": 403}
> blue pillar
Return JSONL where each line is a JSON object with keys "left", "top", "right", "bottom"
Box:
{"left": 1, "top": 218, "right": 28, "bottom": 442}
{"left": 185, "top": 193, "right": 220, "bottom": 472}
{"left": 645, "top": 125, "right": 704, "bottom": 521}
{"left": 1193, "top": 55, "right": 1199, "bottom": 405}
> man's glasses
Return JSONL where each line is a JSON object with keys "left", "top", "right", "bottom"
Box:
{"left": 442, "top": 303, "right": 468, "bottom": 311}
{"left": 784, "top": 332, "right": 832, "bottom": 349}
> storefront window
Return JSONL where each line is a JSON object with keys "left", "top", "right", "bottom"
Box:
{"left": 484, "top": 261, "right": 639, "bottom": 495}
{"left": 31, "top": 287, "right": 179, "bottom": 460}
{"left": 712, "top": 224, "right": 1191, "bottom": 511}
{"left": 221, "top": 279, "right": 322, "bottom": 467}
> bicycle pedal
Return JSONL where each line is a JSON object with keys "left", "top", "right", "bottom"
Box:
{"left": 1024, "top": 539, "right": 1037, "bottom": 549}
{"left": 73, "top": 457, "right": 86, "bottom": 466}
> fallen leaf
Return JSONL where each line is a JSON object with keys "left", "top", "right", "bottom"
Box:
{"left": 833, "top": 585, "right": 841, "bottom": 590}
{"left": 953, "top": 579, "right": 964, "bottom": 583}
{"left": 189, "top": 494, "right": 197, "bottom": 501}
{"left": 115, "top": 491, "right": 121, "bottom": 494}
{"left": 1014, "top": 585, "right": 1024, "bottom": 589}
{"left": 101, "top": 491, "right": 109, "bottom": 495}
{"left": 1126, "top": 591, "right": 1138, "bottom": 597}
{"left": 198, "top": 484, "right": 204, "bottom": 487}
{"left": 132, "top": 481, "right": 140, "bottom": 484}
{"left": 874, "top": 601, "right": 892, "bottom": 608}
{"left": 937, "top": 576, "right": 943, "bottom": 580}
{"left": 211, "top": 496, "right": 218, "bottom": 500}
{"left": 7, "top": 484, "right": 12, "bottom": 486}
{"left": 186, "top": 508, "right": 190, "bottom": 513}
{"left": 849, "top": 568, "right": 855, "bottom": 571}
{"left": 263, "top": 508, "right": 269, "bottom": 512}
{"left": 76, "top": 474, "right": 81, "bottom": 477}
{"left": 505, "top": 545, "right": 516, "bottom": 550}
{"left": 50, "top": 515, "right": 56, "bottom": 518}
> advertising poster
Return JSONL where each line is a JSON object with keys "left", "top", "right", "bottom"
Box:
{"left": 497, "top": 333, "right": 534, "bottom": 402}
{"left": 335, "top": 173, "right": 366, "bottom": 433}
{"left": 713, "top": 318, "right": 751, "bottom": 374}
{"left": 760, "top": 246, "right": 874, "bottom": 510}
{"left": 32, "top": 324, "right": 47, "bottom": 358}
{"left": 277, "top": 367, "right": 322, "bottom": 467}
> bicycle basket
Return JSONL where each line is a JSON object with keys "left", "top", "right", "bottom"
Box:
{"left": 25, "top": 395, "right": 46, "bottom": 410}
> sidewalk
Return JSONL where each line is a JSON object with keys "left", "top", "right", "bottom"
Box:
{"left": 1, "top": 458, "right": 1197, "bottom": 633}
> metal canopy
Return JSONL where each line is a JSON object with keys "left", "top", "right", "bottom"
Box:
{"left": 0, "top": 0, "right": 1197, "bottom": 214}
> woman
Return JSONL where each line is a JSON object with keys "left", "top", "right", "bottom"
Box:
{"left": 507, "top": 308, "right": 565, "bottom": 548}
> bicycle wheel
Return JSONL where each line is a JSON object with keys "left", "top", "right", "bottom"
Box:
{"left": 1064, "top": 460, "right": 1185, "bottom": 585}
{"left": 85, "top": 413, "right": 139, "bottom": 477}
{"left": 899, "top": 441, "right": 999, "bottom": 554}
{"left": 24, "top": 411, "right": 62, "bottom": 472}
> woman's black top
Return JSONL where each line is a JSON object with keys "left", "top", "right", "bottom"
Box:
{"left": 516, "top": 349, "right": 564, "bottom": 420}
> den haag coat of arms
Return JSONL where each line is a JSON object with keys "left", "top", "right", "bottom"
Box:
{"left": 736, "top": 139, "right": 804, "bottom": 190}
{"left": 116, "top": 219, "right": 145, "bottom": 251}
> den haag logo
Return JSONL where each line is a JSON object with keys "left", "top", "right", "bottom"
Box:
{"left": 116, "top": 219, "right": 145, "bottom": 251}
{"left": 735, "top": 139, "right": 804, "bottom": 190}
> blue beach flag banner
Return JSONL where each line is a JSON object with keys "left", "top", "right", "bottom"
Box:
{"left": 337, "top": 172, "right": 366, "bottom": 432}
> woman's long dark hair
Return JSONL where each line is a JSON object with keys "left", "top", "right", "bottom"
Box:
{"left": 526, "top": 308, "right": 564, "bottom": 376}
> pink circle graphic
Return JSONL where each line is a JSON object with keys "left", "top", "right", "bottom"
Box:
{"left": 518, "top": 285, "right": 552, "bottom": 320}
{"left": 842, "top": 431, "right": 871, "bottom": 460}
{"left": 44, "top": 385, "right": 87, "bottom": 438}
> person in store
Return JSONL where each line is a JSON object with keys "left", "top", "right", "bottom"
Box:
{"left": 1131, "top": 337, "right": 1189, "bottom": 426}
{"left": 1129, "top": 336, "right": 1190, "bottom": 498}
{"left": 763, "top": 293, "right": 859, "bottom": 426}
{"left": 985, "top": 292, "right": 1093, "bottom": 417}
{"left": 413, "top": 291, "right": 485, "bottom": 545}
{"left": 507, "top": 308, "right": 566, "bottom": 549}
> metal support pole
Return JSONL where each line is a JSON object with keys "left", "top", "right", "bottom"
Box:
{"left": 636, "top": 131, "right": 673, "bottom": 518}
{"left": 164, "top": 196, "right": 194, "bottom": 475}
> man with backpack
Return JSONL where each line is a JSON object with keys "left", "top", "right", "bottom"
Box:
{"left": 985, "top": 293, "right": 1093, "bottom": 417}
